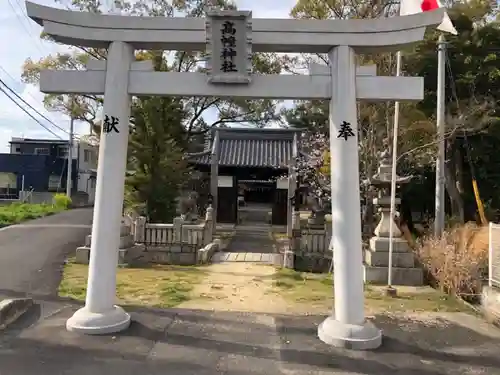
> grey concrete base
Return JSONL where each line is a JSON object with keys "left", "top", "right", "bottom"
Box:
{"left": 294, "top": 254, "right": 332, "bottom": 273}
{"left": 75, "top": 246, "right": 91, "bottom": 264}
{"left": 85, "top": 234, "right": 134, "bottom": 249}
{"left": 123, "top": 244, "right": 146, "bottom": 264}
{"left": 66, "top": 305, "right": 130, "bottom": 335}
{"left": 365, "top": 250, "right": 415, "bottom": 268}
{"left": 317, "top": 315, "right": 382, "bottom": 350}
{"left": 364, "top": 265, "right": 423, "bottom": 286}
{"left": 482, "top": 286, "right": 500, "bottom": 324}
{"left": 0, "top": 298, "right": 34, "bottom": 329}
{"left": 75, "top": 244, "right": 145, "bottom": 265}
{"left": 369, "top": 237, "right": 410, "bottom": 252}
{"left": 146, "top": 251, "right": 196, "bottom": 265}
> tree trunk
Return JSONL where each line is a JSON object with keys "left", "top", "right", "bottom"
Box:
{"left": 444, "top": 138, "right": 465, "bottom": 223}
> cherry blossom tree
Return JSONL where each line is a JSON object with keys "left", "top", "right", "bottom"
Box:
{"left": 292, "top": 131, "right": 374, "bottom": 220}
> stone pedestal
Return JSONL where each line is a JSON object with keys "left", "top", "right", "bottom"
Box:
{"left": 363, "top": 197, "right": 423, "bottom": 286}
{"left": 76, "top": 221, "right": 145, "bottom": 265}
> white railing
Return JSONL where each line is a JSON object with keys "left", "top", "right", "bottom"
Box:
{"left": 300, "top": 228, "right": 331, "bottom": 254}
{"left": 489, "top": 222, "right": 500, "bottom": 287}
{"left": 132, "top": 207, "right": 214, "bottom": 249}
{"left": 144, "top": 223, "right": 175, "bottom": 245}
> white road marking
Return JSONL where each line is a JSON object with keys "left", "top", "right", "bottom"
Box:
{"left": 0, "top": 224, "right": 92, "bottom": 230}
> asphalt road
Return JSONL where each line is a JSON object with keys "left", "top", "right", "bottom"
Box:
{"left": 1, "top": 304, "right": 500, "bottom": 375}
{"left": 0, "top": 208, "right": 93, "bottom": 297}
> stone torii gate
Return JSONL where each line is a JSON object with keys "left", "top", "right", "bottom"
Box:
{"left": 25, "top": 1, "right": 443, "bottom": 349}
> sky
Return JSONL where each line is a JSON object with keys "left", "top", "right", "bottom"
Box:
{"left": 0, "top": 0, "right": 297, "bottom": 153}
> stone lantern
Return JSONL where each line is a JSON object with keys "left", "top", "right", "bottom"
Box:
{"left": 363, "top": 146, "right": 423, "bottom": 286}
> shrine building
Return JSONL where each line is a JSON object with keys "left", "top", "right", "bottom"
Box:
{"left": 188, "top": 127, "right": 302, "bottom": 226}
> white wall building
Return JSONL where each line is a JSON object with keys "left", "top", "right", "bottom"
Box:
{"left": 76, "top": 139, "right": 98, "bottom": 203}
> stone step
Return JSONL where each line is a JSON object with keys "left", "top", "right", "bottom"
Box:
{"left": 363, "top": 265, "right": 423, "bottom": 286}
{"left": 236, "top": 228, "right": 270, "bottom": 235}
{"left": 364, "top": 250, "right": 415, "bottom": 268}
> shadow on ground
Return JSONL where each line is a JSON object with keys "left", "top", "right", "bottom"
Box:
{"left": 1, "top": 299, "right": 499, "bottom": 375}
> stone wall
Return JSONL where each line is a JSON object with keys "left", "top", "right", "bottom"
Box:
{"left": 283, "top": 211, "right": 332, "bottom": 272}
{"left": 133, "top": 207, "right": 214, "bottom": 266}
{"left": 75, "top": 207, "right": 216, "bottom": 266}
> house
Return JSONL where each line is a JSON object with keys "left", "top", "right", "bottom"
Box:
{"left": 0, "top": 137, "right": 98, "bottom": 203}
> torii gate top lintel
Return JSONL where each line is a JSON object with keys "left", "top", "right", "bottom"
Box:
{"left": 25, "top": 1, "right": 444, "bottom": 53}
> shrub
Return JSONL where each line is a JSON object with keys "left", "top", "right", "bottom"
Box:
{"left": 415, "top": 222, "right": 488, "bottom": 302}
{"left": 53, "top": 193, "right": 72, "bottom": 209}
{"left": 0, "top": 203, "right": 62, "bottom": 224}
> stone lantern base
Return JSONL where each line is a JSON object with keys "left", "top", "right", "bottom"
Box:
{"left": 364, "top": 236, "right": 423, "bottom": 286}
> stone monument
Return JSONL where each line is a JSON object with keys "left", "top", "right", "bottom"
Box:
{"left": 364, "top": 147, "right": 423, "bottom": 285}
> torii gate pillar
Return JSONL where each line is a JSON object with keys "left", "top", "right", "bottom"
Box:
{"left": 318, "top": 45, "right": 381, "bottom": 349}
{"left": 66, "top": 41, "right": 134, "bottom": 334}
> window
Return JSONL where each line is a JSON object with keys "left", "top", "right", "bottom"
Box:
{"left": 84, "top": 149, "right": 90, "bottom": 162}
{"left": 0, "top": 173, "right": 17, "bottom": 198}
{"left": 34, "top": 148, "right": 49, "bottom": 155}
{"left": 48, "top": 175, "right": 62, "bottom": 191}
{"left": 0, "top": 172, "right": 17, "bottom": 189}
{"left": 58, "top": 146, "right": 68, "bottom": 158}
{"left": 15, "top": 147, "right": 21, "bottom": 153}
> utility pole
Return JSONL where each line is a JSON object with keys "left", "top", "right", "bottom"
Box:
{"left": 434, "top": 34, "right": 446, "bottom": 237}
{"left": 66, "top": 97, "right": 74, "bottom": 198}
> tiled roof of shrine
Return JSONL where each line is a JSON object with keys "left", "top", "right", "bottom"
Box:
{"left": 188, "top": 128, "right": 300, "bottom": 168}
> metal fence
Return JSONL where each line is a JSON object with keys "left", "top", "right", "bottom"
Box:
{"left": 489, "top": 222, "right": 500, "bottom": 287}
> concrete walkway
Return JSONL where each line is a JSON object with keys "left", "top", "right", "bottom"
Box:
{"left": 0, "top": 208, "right": 93, "bottom": 297}
{"left": 226, "top": 225, "right": 275, "bottom": 253}
{"left": 2, "top": 299, "right": 500, "bottom": 375}
{"left": 212, "top": 252, "right": 275, "bottom": 263}
{"left": 213, "top": 224, "right": 277, "bottom": 264}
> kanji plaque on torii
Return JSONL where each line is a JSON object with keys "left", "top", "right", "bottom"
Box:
{"left": 205, "top": 10, "right": 252, "bottom": 84}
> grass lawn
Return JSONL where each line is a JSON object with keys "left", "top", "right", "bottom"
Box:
{"left": 271, "top": 268, "right": 469, "bottom": 314}
{"left": 0, "top": 202, "right": 67, "bottom": 225}
{"left": 59, "top": 259, "right": 208, "bottom": 308}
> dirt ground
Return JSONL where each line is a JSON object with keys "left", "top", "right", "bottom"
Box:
{"left": 179, "top": 262, "right": 471, "bottom": 317}
{"left": 178, "top": 262, "right": 291, "bottom": 313}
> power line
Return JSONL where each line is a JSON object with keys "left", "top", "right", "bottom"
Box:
{"left": 0, "top": 78, "right": 70, "bottom": 135}
{"left": 6, "top": 0, "right": 46, "bottom": 56}
{"left": 0, "top": 65, "right": 85, "bottom": 142}
{"left": 0, "top": 83, "right": 62, "bottom": 139}
{"left": 12, "top": 0, "right": 38, "bottom": 35}
{"left": 0, "top": 65, "right": 68, "bottom": 130}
